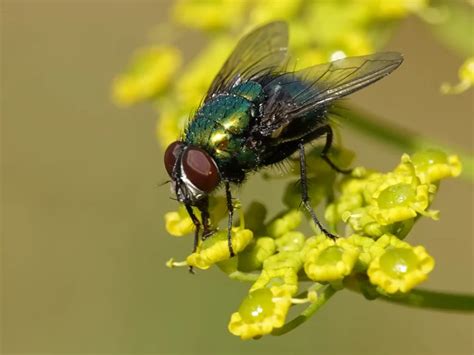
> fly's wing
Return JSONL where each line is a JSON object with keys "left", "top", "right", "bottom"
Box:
{"left": 204, "top": 21, "right": 288, "bottom": 101}
{"left": 259, "top": 52, "right": 403, "bottom": 136}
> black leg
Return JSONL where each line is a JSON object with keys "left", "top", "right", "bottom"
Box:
{"left": 197, "top": 197, "right": 213, "bottom": 240}
{"left": 184, "top": 203, "right": 200, "bottom": 274}
{"left": 299, "top": 142, "right": 337, "bottom": 240}
{"left": 224, "top": 182, "right": 235, "bottom": 257}
{"left": 320, "top": 125, "right": 352, "bottom": 174}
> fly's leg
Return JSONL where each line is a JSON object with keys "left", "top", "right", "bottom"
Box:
{"left": 185, "top": 204, "right": 201, "bottom": 274}
{"left": 201, "top": 208, "right": 211, "bottom": 240}
{"left": 197, "top": 197, "right": 213, "bottom": 240}
{"left": 320, "top": 125, "right": 352, "bottom": 174}
{"left": 224, "top": 182, "right": 235, "bottom": 257}
{"left": 299, "top": 142, "right": 337, "bottom": 240}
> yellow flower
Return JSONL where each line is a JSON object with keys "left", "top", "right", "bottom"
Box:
{"left": 406, "top": 150, "right": 462, "bottom": 184}
{"left": 173, "top": 0, "right": 246, "bottom": 31}
{"left": 275, "top": 231, "right": 305, "bottom": 252}
{"left": 441, "top": 57, "right": 474, "bottom": 94}
{"left": 341, "top": 206, "right": 416, "bottom": 240}
{"left": 368, "top": 234, "right": 402, "bottom": 255}
{"left": 164, "top": 206, "right": 195, "bottom": 237}
{"left": 334, "top": 30, "right": 374, "bottom": 56}
{"left": 266, "top": 209, "right": 303, "bottom": 238}
{"left": 341, "top": 206, "right": 375, "bottom": 232}
{"left": 368, "top": 235, "right": 435, "bottom": 293}
{"left": 459, "top": 57, "right": 474, "bottom": 84}
{"left": 263, "top": 251, "right": 303, "bottom": 273}
{"left": 326, "top": 150, "right": 461, "bottom": 240}
{"left": 304, "top": 237, "right": 360, "bottom": 282}
{"left": 250, "top": 267, "right": 299, "bottom": 297}
{"left": 112, "top": 46, "right": 181, "bottom": 107}
{"left": 228, "top": 287, "right": 291, "bottom": 340}
{"left": 238, "top": 237, "right": 276, "bottom": 272}
{"left": 370, "top": 183, "right": 430, "bottom": 224}
{"left": 327, "top": 192, "right": 365, "bottom": 227}
{"left": 345, "top": 234, "right": 375, "bottom": 271}
{"left": 187, "top": 227, "right": 253, "bottom": 270}
{"left": 324, "top": 169, "right": 379, "bottom": 226}
{"left": 368, "top": 168, "right": 437, "bottom": 225}
{"left": 365, "top": 0, "right": 428, "bottom": 19}
{"left": 164, "top": 196, "right": 228, "bottom": 236}
{"left": 305, "top": 2, "right": 371, "bottom": 46}
{"left": 250, "top": 0, "right": 302, "bottom": 24}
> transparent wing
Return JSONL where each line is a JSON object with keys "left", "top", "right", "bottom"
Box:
{"left": 204, "top": 21, "right": 288, "bottom": 101}
{"left": 259, "top": 52, "right": 403, "bottom": 135}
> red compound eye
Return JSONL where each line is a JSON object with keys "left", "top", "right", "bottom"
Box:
{"left": 182, "top": 147, "right": 220, "bottom": 193}
{"left": 164, "top": 141, "right": 184, "bottom": 176}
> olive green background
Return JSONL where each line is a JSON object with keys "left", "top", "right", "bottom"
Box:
{"left": 1, "top": 1, "right": 473, "bottom": 354}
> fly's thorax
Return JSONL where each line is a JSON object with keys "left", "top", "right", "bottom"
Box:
{"left": 181, "top": 82, "right": 265, "bottom": 183}
{"left": 185, "top": 92, "right": 258, "bottom": 161}
{"left": 229, "top": 81, "right": 263, "bottom": 101}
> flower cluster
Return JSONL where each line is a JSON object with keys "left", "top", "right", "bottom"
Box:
{"left": 326, "top": 149, "right": 461, "bottom": 239}
{"left": 164, "top": 150, "right": 461, "bottom": 339}
{"left": 441, "top": 57, "right": 474, "bottom": 95}
{"left": 113, "top": 0, "right": 469, "bottom": 341}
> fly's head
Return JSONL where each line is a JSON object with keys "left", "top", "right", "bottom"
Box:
{"left": 164, "top": 141, "right": 221, "bottom": 205}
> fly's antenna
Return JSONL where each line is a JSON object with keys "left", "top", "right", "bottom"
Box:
{"left": 157, "top": 179, "right": 171, "bottom": 188}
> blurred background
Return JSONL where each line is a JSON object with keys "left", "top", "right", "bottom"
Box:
{"left": 1, "top": 1, "right": 473, "bottom": 354}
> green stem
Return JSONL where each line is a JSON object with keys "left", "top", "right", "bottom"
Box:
{"left": 272, "top": 285, "right": 337, "bottom": 336}
{"left": 345, "top": 275, "right": 474, "bottom": 312}
{"left": 377, "top": 288, "right": 474, "bottom": 312}
{"left": 332, "top": 104, "right": 474, "bottom": 181}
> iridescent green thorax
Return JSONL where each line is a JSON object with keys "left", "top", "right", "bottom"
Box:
{"left": 184, "top": 82, "right": 263, "bottom": 175}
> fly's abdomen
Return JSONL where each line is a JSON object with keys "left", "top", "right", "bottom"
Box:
{"left": 258, "top": 74, "right": 328, "bottom": 142}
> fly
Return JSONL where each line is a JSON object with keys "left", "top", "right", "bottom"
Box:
{"left": 163, "top": 21, "right": 403, "bottom": 259}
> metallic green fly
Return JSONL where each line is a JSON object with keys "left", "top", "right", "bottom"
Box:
{"left": 164, "top": 21, "right": 403, "bottom": 258}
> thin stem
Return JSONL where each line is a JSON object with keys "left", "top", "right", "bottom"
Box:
{"left": 332, "top": 104, "right": 473, "bottom": 181}
{"left": 272, "top": 285, "right": 337, "bottom": 336}
{"left": 377, "top": 288, "right": 474, "bottom": 312}
{"left": 345, "top": 275, "right": 474, "bottom": 312}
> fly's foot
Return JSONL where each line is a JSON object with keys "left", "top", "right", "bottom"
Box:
{"left": 321, "top": 229, "right": 339, "bottom": 240}
{"left": 202, "top": 228, "right": 217, "bottom": 240}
